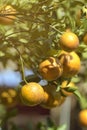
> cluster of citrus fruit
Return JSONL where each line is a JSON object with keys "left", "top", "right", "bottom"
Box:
{"left": 0, "top": 88, "right": 18, "bottom": 108}
{"left": 39, "top": 31, "right": 81, "bottom": 79}
{"left": 20, "top": 31, "right": 81, "bottom": 109}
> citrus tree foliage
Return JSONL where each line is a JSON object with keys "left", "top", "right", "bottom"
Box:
{"left": 0, "top": 0, "right": 87, "bottom": 79}
{"left": 0, "top": 1, "right": 87, "bottom": 128}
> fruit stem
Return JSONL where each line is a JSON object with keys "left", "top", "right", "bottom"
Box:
{"left": 20, "top": 56, "right": 28, "bottom": 84}
{"left": 50, "top": 25, "right": 63, "bottom": 34}
{"left": 4, "top": 39, "right": 28, "bottom": 84}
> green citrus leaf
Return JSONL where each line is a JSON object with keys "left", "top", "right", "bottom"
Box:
{"left": 79, "top": 96, "right": 87, "bottom": 109}
{"left": 63, "top": 86, "right": 77, "bottom": 92}
{"left": 73, "top": 90, "right": 82, "bottom": 100}
{"left": 82, "top": 51, "right": 87, "bottom": 59}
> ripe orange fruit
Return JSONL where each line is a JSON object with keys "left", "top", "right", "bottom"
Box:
{"left": 78, "top": 109, "right": 87, "bottom": 127}
{"left": 40, "top": 85, "right": 65, "bottom": 109}
{"left": 58, "top": 51, "right": 81, "bottom": 78}
{"left": 20, "top": 82, "right": 45, "bottom": 106}
{"left": 1, "top": 91, "right": 10, "bottom": 98}
{"left": 61, "top": 80, "right": 76, "bottom": 96}
{"left": 0, "top": 5, "right": 16, "bottom": 25}
{"left": 59, "top": 32, "right": 79, "bottom": 51}
{"left": 7, "top": 88, "right": 17, "bottom": 98}
{"left": 39, "top": 57, "right": 63, "bottom": 81}
{"left": 0, "top": 88, "right": 18, "bottom": 108}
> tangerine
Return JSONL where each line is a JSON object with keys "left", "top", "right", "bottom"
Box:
{"left": 58, "top": 51, "right": 81, "bottom": 78}
{"left": 41, "top": 85, "right": 65, "bottom": 109}
{"left": 20, "top": 82, "right": 45, "bottom": 106}
{"left": 79, "top": 109, "right": 87, "bottom": 127}
{"left": 39, "top": 57, "right": 63, "bottom": 81}
{"left": 59, "top": 32, "right": 79, "bottom": 52}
